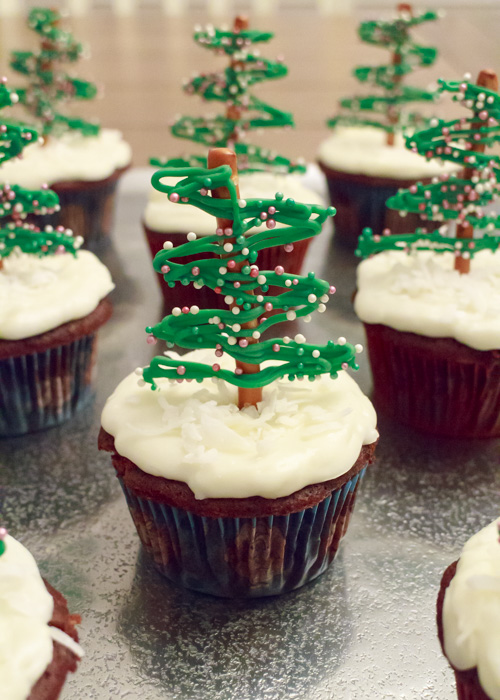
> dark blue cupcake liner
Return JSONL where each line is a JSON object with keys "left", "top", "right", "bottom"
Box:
{"left": 0, "top": 334, "right": 97, "bottom": 437}
{"left": 119, "top": 468, "right": 366, "bottom": 598}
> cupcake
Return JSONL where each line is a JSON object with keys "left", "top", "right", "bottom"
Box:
{"left": 0, "top": 530, "right": 83, "bottom": 699}
{"left": 100, "top": 148, "right": 378, "bottom": 598}
{"left": 317, "top": 7, "right": 457, "bottom": 248}
{"left": 5, "top": 8, "right": 132, "bottom": 248}
{"left": 0, "top": 234, "right": 114, "bottom": 437}
{"left": 437, "top": 518, "right": 500, "bottom": 700}
{"left": 354, "top": 73, "right": 500, "bottom": 437}
{"left": 143, "top": 171, "right": 325, "bottom": 310}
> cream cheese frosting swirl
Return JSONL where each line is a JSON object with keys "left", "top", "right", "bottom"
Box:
{"left": 0, "top": 128, "right": 131, "bottom": 188}
{"left": 317, "top": 126, "right": 459, "bottom": 180}
{"left": 0, "top": 534, "right": 83, "bottom": 700}
{"left": 144, "top": 171, "right": 325, "bottom": 234}
{"left": 443, "top": 519, "right": 500, "bottom": 700}
{"left": 101, "top": 349, "right": 378, "bottom": 500}
{"left": 355, "top": 249, "right": 500, "bottom": 351}
{"left": 0, "top": 250, "right": 115, "bottom": 340}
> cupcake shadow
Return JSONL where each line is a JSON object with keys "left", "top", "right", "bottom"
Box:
{"left": 117, "top": 547, "right": 353, "bottom": 699}
{"left": 357, "top": 414, "right": 500, "bottom": 549}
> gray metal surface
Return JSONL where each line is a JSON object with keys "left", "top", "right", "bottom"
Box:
{"left": 1, "top": 170, "right": 499, "bottom": 700}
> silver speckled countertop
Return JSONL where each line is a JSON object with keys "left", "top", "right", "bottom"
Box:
{"left": 1, "top": 168, "right": 499, "bottom": 700}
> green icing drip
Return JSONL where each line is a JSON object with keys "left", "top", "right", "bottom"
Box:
{"left": 10, "top": 7, "right": 99, "bottom": 137}
{"left": 0, "top": 222, "right": 81, "bottom": 259}
{"left": 328, "top": 9, "right": 439, "bottom": 134}
{"left": 142, "top": 163, "right": 360, "bottom": 389}
{"left": 150, "top": 24, "right": 304, "bottom": 175}
{"left": 356, "top": 226, "right": 500, "bottom": 259}
{"left": 358, "top": 78, "right": 500, "bottom": 259}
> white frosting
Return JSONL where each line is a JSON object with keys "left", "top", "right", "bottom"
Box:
{"left": 0, "top": 535, "right": 83, "bottom": 700}
{"left": 144, "top": 171, "right": 325, "bottom": 234}
{"left": 317, "top": 126, "right": 458, "bottom": 179}
{"left": 0, "top": 250, "right": 114, "bottom": 340}
{"left": 443, "top": 519, "right": 500, "bottom": 700}
{"left": 354, "top": 249, "right": 500, "bottom": 351}
{"left": 101, "top": 349, "right": 378, "bottom": 500}
{"left": 0, "top": 128, "right": 131, "bottom": 188}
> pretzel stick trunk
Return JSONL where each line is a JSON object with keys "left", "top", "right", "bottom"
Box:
{"left": 455, "top": 68, "right": 498, "bottom": 274}
{"left": 226, "top": 16, "right": 249, "bottom": 148}
{"left": 386, "top": 3, "right": 413, "bottom": 147}
{"left": 208, "top": 147, "right": 263, "bottom": 409}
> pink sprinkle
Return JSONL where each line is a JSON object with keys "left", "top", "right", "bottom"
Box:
{"left": 177, "top": 366, "right": 186, "bottom": 375}
{"left": 234, "top": 281, "right": 241, "bottom": 288}
{"left": 284, "top": 243, "right": 294, "bottom": 253}
{"left": 235, "top": 368, "right": 243, "bottom": 375}
{"left": 273, "top": 344, "right": 280, "bottom": 352}
{"left": 224, "top": 228, "right": 233, "bottom": 236}
{"left": 218, "top": 323, "right": 225, "bottom": 330}
{"left": 409, "top": 186, "right": 417, "bottom": 194}
{"left": 260, "top": 317, "right": 267, "bottom": 324}
{"left": 227, "top": 260, "right": 236, "bottom": 269}
{"left": 275, "top": 265, "right": 284, "bottom": 275}
{"left": 268, "top": 206, "right": 276, "bottom": 215}
{"left": 200, "top": 188, "right": 208, "bottom": 196}
{"left": 250, "top": 267, "right": 259, "bottom": 278}
{"left": 147, "top": 335, "right": 157, "bottom": 345}
{"left": 342, "top": 363, "right": 348, "bottom": 370}
{"left": 265, "top": 302, "right": 273, "bottom": 311}
{"left": 239, "top": 339, "right": 249, "bottom": 348}
{"left": 182, "top": 306, "right": 190, "bottom": 314}
{"left": 216, "top": 227, "right": 224, "bottom": 236}
{"left": 329, "top": 285, "right": 336, "bottom": 294}
{"left": 266, "top": 219, "right": 276, "bottom": 229}
{"left": 161, "top": 265, "right": 170, "bottom": 274}
{"left": 169, "top": 193, "right": 180, "bottom": 203}
{"left": 191, "top": 266, "right": 200, "bottom": 276}
{"left": 479, "top": 110, "right": 488, "bottom": 120}
{"left": 181, "top": 197, "right": 189, "bottom": 203}
{"left": 215, "top": 349, "right": 223, "bottom": 358}
{"left": 382, "top": 228, "right": 391, "bottom": 236}
{"left": 292, "top": 278, "right": 299, "bottom": 285}
{"left": 212, "top": 363, "right": 220, "bottom": 372}
{"left": 260, "top": 212, "right": 268, "bottom": 220}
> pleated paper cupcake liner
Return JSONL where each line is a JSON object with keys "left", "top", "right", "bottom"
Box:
{"left": 454, "top": 672, "right": 492, "bottom": 700}
{"left": 143, "top": 225, "right": 312, "bottom": 313}
{"left": 0, "top": 334, "right": 97, "bottom": 437}
{"left": 119, "top": 468, "right": 366, "bottom": 598}
{"left": 364, "top": 323, "right": 500, "bottom": 438}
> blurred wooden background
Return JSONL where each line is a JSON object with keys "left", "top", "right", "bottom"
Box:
{"left": 0, "top": 5, "right": 499, "bottom": 165}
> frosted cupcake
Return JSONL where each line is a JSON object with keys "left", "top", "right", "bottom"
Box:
{"left": 0, "top": 232, "right": 114, "bottom": 436}
{"left": 0, "top": 529, "right": 83, "bottom": 699}
{"left": 5, "top": 8, "right": 131, "bottom": 247}
{"left": 437, "top": 519, "right": 500, "bottom": 700}
{"left": 318, "top": 7, "right": 457, "bottom": 247}
{"left": 100, "top": 148, "right": 378, "bottom": 598}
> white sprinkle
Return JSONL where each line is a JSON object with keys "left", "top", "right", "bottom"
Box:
{"left": 252, "top": 331, "right": 260, "bottom": 339}
{"left": 295, "top": 334, "right": 305, "bottom": 344}
{"left": 307, "top": 294, "right": 317, "bottom": 303}
{"left": 172, "top": 307, "right": 181, "bottom": 316}
{"left": 191, "top": 306, "right": 200, "bottom": 315}
{"left": 232, "top": 307, "right": 240, "bottom": 315}
{"left": 238, "top": 199, "right": 247, "bottom": 208}
{"left": 228, "top": 337, "right": 237, "bottom": 345}
{"left": 257, "top": 275, "right": 267, "bottom": 284}
{"left": 312, "top": 350, "right": 320, "bottom": 358}
{"left": 337, "top": 336, "right": 346, "bottom": 345}
{"left": 219, "top": 266, "right": 227, "bottom": 274}
{"left": 286, "top": 310, "right": 296, "bottom": 321}
{"left": 134, "top": 367, "right": 143, "bottom": 376}
{"left": 355, "top": 344, "right": 363, "bottom": 354}
{"left": 163, "top": 241, "right": 173, "bottom": 250}
{"left": 223, "top": 243, "right": 233, "bottom": 252}
{"left": 224, "top": 296, "right": 233, "bottom": 304}
{"left": 318, "top": 304, "right": 326, "bottom": 313}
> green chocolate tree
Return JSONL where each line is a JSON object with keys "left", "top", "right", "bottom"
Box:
{"left": 328, "top": 3, "right": 439, "bottom": 146}
{"left": 142, "top": 148, "right": 361, "bottom": 409}
{"left": 151, "top": 16, "right": 304, "bottom": 175}
{"left": 357, "top": 70, "right": 500, "bottom": 274}
{"left": 10, "top": 7, "right": 99, "bottom": 138}
{"left": 0, "top": 80, "right": 80, "bottom": 263}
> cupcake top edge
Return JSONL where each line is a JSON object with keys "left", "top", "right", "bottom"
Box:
{"left": 101, "top": 348, "right": 378, "bottom": 501}
{"left": 0, "top": 249, "right": 114, "bottom": 340}
{"left": 0, "top": 533, "right": 83, "bottom": 700}
{"left": 0, "top": 128, "right": 131, "bottom": 189}
{"left": 442, "top": 518, "right": 500, "bottom": 700}
{"left": 354, "top": 248, "right": 500, "bottom": 351}
{"left": 317, "top": 126, "right": 459, "bottom": 180}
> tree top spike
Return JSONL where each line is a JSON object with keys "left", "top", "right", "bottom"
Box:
{"left": 208, "top": 147, "right": 239, "bottom": 189}
{"left": 477, "top": 69, "right": 498, "bottom": 91}
{"left": 234, "top": 16, "right": 249, "bottom": 32}
{"left": 397, "top": 3, "right": 413, "bottom": 16}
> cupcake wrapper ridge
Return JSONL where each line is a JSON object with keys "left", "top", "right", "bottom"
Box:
{"left": 364, "top": 323, "right": 500, "bottom": 438}
{"left": 119, "top": 468, "right": 366, "bottom": 598}
{"left": 0, "top": 334, "right": 97, "bottom": 437}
